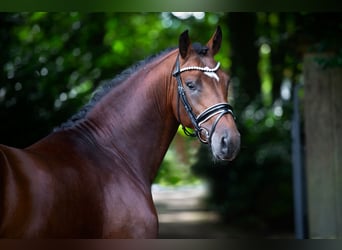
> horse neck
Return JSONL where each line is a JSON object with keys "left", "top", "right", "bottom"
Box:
{"left": 78, "top": 50, "right": 179, "bottom": 182}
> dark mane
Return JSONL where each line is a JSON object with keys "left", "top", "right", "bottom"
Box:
{"left": 54, "top": 47, "right": 175, "bottom": 131}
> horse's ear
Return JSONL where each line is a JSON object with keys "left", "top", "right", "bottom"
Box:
{"left": 179, "top": 30, "right": 191, "bottom": 59}
{"left": 207, "top": 26, "right": 222, "bottom": 56}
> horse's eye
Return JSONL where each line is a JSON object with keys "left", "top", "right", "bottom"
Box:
{"left": 185, "top": 81, "right": 196, "bottom": 90}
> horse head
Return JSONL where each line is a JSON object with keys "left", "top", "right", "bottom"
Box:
{"left": 172, "top": 26, "right": 240, "bottom": 161}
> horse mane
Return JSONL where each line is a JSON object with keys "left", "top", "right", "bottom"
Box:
{"left": 54, "top": 41, "right": 210, "bottom": 132}
{"left": 54, "top": 47, "right": 176, "bottom": 131}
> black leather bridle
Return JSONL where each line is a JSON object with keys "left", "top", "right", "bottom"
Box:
{"left": 172, "top": 54, "right": 235, "bottom": 144}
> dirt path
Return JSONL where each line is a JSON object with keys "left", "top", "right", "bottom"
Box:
{"left": 152, "top": 184, "right": 294, "bottom": 239}
{"left": 152, "top": 184, "right": 253, "bottom": 238}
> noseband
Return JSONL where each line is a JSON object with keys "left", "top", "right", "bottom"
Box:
{"left": 172, "top": 54, "right": 235, "bottom": 144}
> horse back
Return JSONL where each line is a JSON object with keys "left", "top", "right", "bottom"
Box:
{"left": 0, "top": 142, "right": 105, "bottom": 238}
{"left": 0, "top": 144, "right": 51, "bottom": 237}
{"left": 0, "top": 138, "right": 157, "bottom": 238}
{"left": 0, "top": 145, "right": 6, "bottom": 232}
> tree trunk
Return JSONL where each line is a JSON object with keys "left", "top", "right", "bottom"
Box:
{"left": 304, "top": 53, "right": 342, "bottom": 238}
{"left": 227, "top": 13, "right": 261, "bottom": 105}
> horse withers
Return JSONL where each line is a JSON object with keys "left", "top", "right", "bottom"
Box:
{"left": 0, "top": 26, "right": 240, "bottom": 238}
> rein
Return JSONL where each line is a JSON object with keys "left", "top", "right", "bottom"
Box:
{"left": 172, "top": 54, "right": 235, "bottom": 144}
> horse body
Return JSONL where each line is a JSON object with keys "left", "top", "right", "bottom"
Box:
{"left": 0, "top": 49, "right": 180, "bottom": 238}
{"left": 1, "top": 140, "right": 105, "bottom": 238}
{"left": 0, "top": 27, "right": 240, "bottom": 238}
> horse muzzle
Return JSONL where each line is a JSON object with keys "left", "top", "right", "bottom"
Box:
{"left": 210, "top": 126, "right": 240, "bottom": 161}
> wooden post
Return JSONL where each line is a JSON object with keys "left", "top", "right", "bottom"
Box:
{"left": 304, "top": 53, "right": 342, "bottom": 238}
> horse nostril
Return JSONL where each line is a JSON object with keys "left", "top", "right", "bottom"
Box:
{"left": 221, "top": 134, "right": 229, "bottom": 153}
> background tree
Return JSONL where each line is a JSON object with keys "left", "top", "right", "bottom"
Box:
{"left": 227, "top": 13, "right": 261, "bottom": 105}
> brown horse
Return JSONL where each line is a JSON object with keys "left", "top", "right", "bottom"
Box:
{"left": 0, "top": 27, "right": 240, "bottom": 238}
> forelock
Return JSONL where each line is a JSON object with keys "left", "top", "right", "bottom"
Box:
{"left": 192, "top": 42, "right": 209, "bottom": 56}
